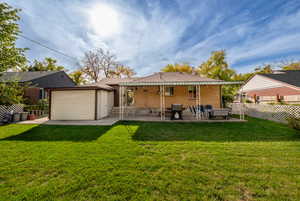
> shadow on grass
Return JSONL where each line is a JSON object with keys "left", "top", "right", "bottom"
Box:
{"left": 1, "top": 125, "right": 111, "bottom": 142}
{"left": 129, "top": 118, "right": 300, "bottom": 142}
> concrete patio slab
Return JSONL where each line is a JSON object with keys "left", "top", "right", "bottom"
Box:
{"left": 122, "top": 116, "right": 247, "bottom": 123}
{"left": 15, "top": 116, "right": 246, "bottom": 125}
{"left": 16, "top": 117, "right": 119, "bottom": 126}
{"left": 16, "top": 117, "right": 49, "bottom": 124}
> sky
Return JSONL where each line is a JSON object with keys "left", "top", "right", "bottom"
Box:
{"left": 6, "top": 0, "right": 300, "bottom": 75}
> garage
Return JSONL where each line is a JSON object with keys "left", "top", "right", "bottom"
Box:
{"left": 49, "top": 86, "right": 114, "bottom": 120}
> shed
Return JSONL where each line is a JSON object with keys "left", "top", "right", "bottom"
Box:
{"left": 48, "top": 85, "right": 114, "bottom": 120}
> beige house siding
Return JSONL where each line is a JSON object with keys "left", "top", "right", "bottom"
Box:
{"left": 132, "top": 85, "right": 221, "bottom": 108}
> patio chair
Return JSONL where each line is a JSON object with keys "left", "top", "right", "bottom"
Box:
{"left": 189, "top": 106, "right": 196, "bottom": 117}
{"left": 197, "top": 105, "right": 206, "bottom": 119}
{"left": 204, "top": 105, "right": 213, "bottom": 119}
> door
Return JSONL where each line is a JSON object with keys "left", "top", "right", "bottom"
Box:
{"left": 51, "top": 90, "right": 95, "bottom": 120}
{"left": 97, "top": 90, "right": 109, "bottom": 119}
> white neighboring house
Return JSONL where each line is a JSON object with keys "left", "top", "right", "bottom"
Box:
{"left": 240, "top": 70, "right": 300, "bottom": 104}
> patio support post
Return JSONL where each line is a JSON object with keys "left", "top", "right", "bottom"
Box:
{"left": 124, "top": 86, "right": 127, "bottom": 119}
{"left": 119, "top": 86, "right": 124, "bottom": 120}
{"left": 163, "top": 85, "right": 165, "bottom": 120}
{"left": 240, "top": 88, "right": 245, "bottom": 120}
{"left": 160, "top": 85, "right": 166, "bottom": 120}
{"left": 195, "top": 85, "right": 198, "bottom": 120}
{"left": 160, "top": 85, "right": 163, "bottom": 120}
{"left": 198, "top": 85, "right": 201, "bottom": 119}
{"left": 119, "top": 86, "right": 121, "bottom": 120}
{"left": 195, "top": 85, "right": 201, "bottom": 120}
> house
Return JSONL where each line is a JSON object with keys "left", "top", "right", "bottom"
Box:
{"left": 0, "top": 71, "right": 76, "bottom": 104}
{"left": 240, "top": 70, "right": 300, "bottom": 104}
{"left": 48, "top": 72, "right": 241, "bottom": 121}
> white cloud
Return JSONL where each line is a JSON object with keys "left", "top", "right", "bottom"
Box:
{"left": 5, "top": 0, "right": 300, "bottom": 75}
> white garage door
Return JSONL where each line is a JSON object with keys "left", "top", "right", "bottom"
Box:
{"left": 51, "top": 90, "right": 95, "bottom": 120}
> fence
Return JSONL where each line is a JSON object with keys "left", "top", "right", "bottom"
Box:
{"left": 0, "top": 104, "right": 24, "bottom": 121}
{"left": 231, "top": 103, "right": 300, "bottom": 123}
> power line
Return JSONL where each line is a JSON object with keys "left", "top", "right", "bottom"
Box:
{"left": 19, "top": 34, "right": 78, "bottom": 61}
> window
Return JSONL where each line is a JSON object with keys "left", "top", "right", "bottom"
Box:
{"left": 188, "top": 86, "right": 196, "bottom": 99}
{"left": 165, "top": 87, "right": 174, "bottom": 96}
{"left": 39, "top": 89, "right": 44, "bottom": 99}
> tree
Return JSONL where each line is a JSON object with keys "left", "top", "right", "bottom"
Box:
{"left": 0, "top": 3, "right": 26, "bottom": 72}
{"left": 254, "top": 64, "right": 273, "bottom": 74}
{"left": 281, "top": 62, "right": 300, "bottom": 70}
{"left": 69, "top": 70, "right": 87, "bottom": 85}
{"left": 110, "top": 64, "right": 136, "bottom": 78}
{"left": 81, "top": 48, "right": 117, "bottom": 82}
{"left": 20, "top": 57, "right": 65, "bottom": 72}
{"left": 197, "top": 50, "right": 236, "bottom": 81}
{"left": 198, "top": 50, "right": 237, "bottom": 104}
{"left": 0, "top": 81, "right": 26, "bottom": 105}
{"left": 0, "top": 3, "right": 27, "bottom": 72}
{"left": 161, "top": 63, "right": 195, "bottom": 74}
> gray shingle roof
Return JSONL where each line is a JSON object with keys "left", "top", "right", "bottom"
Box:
{"left": 97, "top": 77, "right": 138, "bottom": 85}
{"left": 130, "top": 72, "right": 220, "bottom": 83}
{"left": 261, "top": 70, "right": 300, "bottom": 88}
{"left": 83, "top": 83, "right": 114, "bottom": 90}
{"left": 0, "top": 71, "right": 60, "bottom": 82}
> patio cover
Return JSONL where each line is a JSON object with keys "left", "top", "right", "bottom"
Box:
{"left": 119, "top": 72, "right": 243, "bottom": 86}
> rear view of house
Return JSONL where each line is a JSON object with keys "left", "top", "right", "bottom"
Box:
{"left": 240, "top": 70, "right": 300, "bottom": 104}
{"left": 48, "top": 72, "right": 241, "bottom": 121}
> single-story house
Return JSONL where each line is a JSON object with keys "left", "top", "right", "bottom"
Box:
{"left": 0, "top": 71, "right": 76, "bottom": 104}
{"left": 48, "top": 72, "right": 241, "bottom": 121}
{"left": 240, "top": 70, "right": 300, "bottom": 104}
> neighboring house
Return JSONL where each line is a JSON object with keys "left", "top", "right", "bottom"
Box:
{"left": 0, "top": 71, "right": 76, "bottom": 104}
{"left": 240, "top": 70, "right": 300, "bottom": 104}
{"left": 48, "top": 72, "right": 240, "bottom": 120}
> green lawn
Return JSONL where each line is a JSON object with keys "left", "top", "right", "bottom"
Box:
{"left": 0, "top": 117, "right": 300, "bottom": 201}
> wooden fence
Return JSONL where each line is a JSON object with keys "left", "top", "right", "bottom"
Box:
{"left": 0, "top": 104, "right": 24, "bottom": 121}
{"left": 231, "top": 103, "right": 300, "bottom": 123}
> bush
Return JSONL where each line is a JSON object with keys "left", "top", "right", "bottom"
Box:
{"left": 0, "top": 81, "right": 25, "bottom": 106}
{"left": 287, "top": 117, "right": 300, "bottom": 130}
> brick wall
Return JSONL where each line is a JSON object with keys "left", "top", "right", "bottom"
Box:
{"left": 24, "top": 87, "right": 40, "bottom": 104}
{"left": 132, "top": 85, "right": 221, "bottom": 108}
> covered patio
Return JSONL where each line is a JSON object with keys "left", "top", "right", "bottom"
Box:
{"left": 117, "top": 72, "right": 244, "bottom": 122}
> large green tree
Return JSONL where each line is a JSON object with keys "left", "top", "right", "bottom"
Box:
{"left": 21, "top": 57, "right": 65, "bottom": 71}
{"left": 197, "top": 50, "right": 236, "bottom": 81}
{"left": 198, "top": 50, "right": 238, "bottom": 104}
{"left": 161, "top": 63, "right": 195, "bottom": 74}
{"left": 0, "top": 3, "right": 27, "bottom": 72}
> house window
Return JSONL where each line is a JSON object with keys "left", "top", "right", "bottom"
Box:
{"left": 39, "top": 89, "right": 46, "bottom": 99}
{"left": 165, "top": 87, "right": 174, "bottom": 96}
{"left": 188, "top": 86, "right": 196, "bottom": 99}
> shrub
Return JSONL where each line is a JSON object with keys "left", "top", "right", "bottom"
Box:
{"left": 0, "top": 81, "right": 25, "bottom": 106}
{"left": 287, "top": 117, "right": 300, "bottom": 130}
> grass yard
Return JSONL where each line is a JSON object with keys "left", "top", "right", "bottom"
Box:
{"left": 0, "top": 117, "right": 300, "bottom": 201}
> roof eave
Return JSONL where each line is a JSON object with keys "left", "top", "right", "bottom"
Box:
{"left": 45, "top": 86, "right": 113, "bottom": 91}
{"left": 119, "top": 81, "right": 243, "bottom": 86}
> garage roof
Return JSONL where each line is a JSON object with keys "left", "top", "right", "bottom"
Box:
{"left": 47, "top": 85, "right": 113, "bottom": 91}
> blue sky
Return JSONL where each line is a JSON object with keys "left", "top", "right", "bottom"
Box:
{"left": 6, "top": 0, "right": 300, "bottom": 75}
